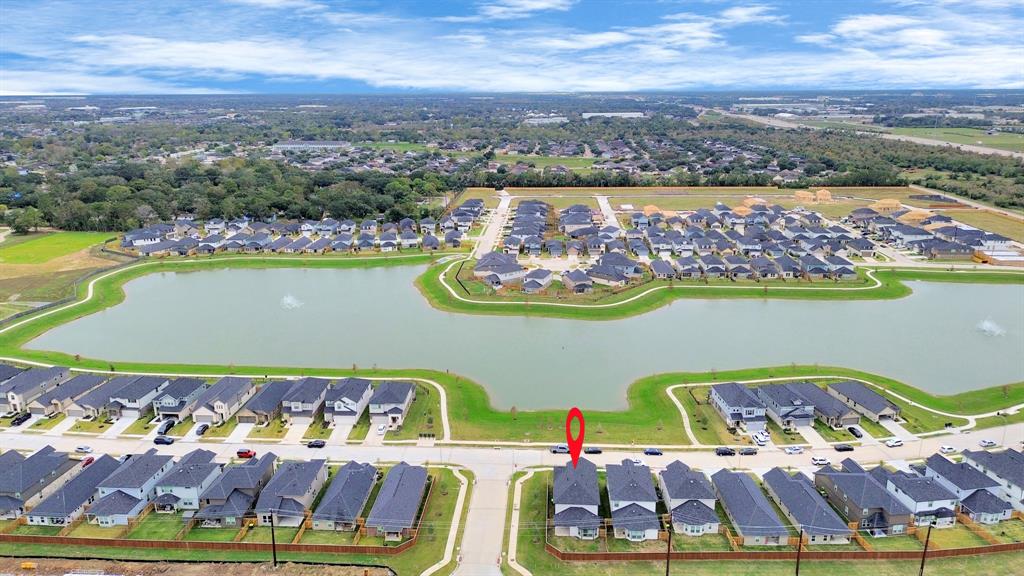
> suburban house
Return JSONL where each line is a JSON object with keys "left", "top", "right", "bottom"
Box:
{"left": 756, "top": 384, "right": 815, "bottom": 429}
{"left": 473, "top": 251, "right": 527, "bottom": 286}
{"left": 365, "top": 462, "right": 428, "bottom": 541}
{"left": 552, "top": 458, "right": 601, "bottom": 540}
{"left": 709, "top": 382, "right": 767, "bottom": 432}
{"left": 195, "top": 453, "right": 277, "bottom": 528}
{"left": 26, "top": 455, "right": 121, "bottom": 526}
{"left": 0, "top": 446, "right": 78, "bottom": 519}
{"left": 0, "top": 365, "right": 24, "bottom": 384}
{"left": 107, "top": 376, "right": 170, "bottom": 419}
{"left": 561, "top": 269, "right": 594, "bottom": 293}
{"left": 827, "top": 381, "right": 900, "bottom": 422}
{"left": 65, "top": 376, "right": 140, "bottom": 419}
{"left": 152, "top": 377, "right": 207, "bottom": 421}
{"left": 236, "top": 381, "right": 293, "bottom": 425}
{"left": 607, "top": 459, "right": 660, "bottom": 542}
{"left": 323, "top": 378, "right": 373, "bottom": 426}
{"left": 280, "top": 377, "right": 330, "bottom": 426}
{"left": 658, "top": 460, "right": 719, "bottom": 536}
{"left": 869, "top": 466, "right": 959, "bottom": 528}
{"left": 0, "top": 366, "right": 70, "bottom": 413}
{"left": 312, "top": 461, "right": 377, "bottom": 531}
{"left": 763, "top": 468, "right": 852, "bottom": 544}
{"left": 27, "top": 374, "right": 105, "bottom": 416}
{"left": 89, "top": 450, "right": 174, "bottom": 526}
{"left": 191, "top": 377, "right": 255, "bottom": 425}
{"left": 815, "top": 459, "right": 913, "bottom": 536}
{"left": 783, "top": 381, "right": 861, "bottom": 429}
{"left": 153, "top": 449, "right": 223, "bottom": 513}
{"left": 711, "top": 469, "right": 789, "bottom": 546}
{"left": 923, "top": 454, "right": 1011, "bottom": 524}
{"left": 368, "top": 381, "right": 416, "bottom": 430}
{"left": 255, "top": 459, "right": 328, "bottom": 526}
{"left": 960, "top": 449, "right": 1024, "bottom": 512}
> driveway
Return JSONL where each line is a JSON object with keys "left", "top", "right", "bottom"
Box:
{"left": 363, "top": 417, "right": 388, "bottom": 446}
{"left": 852, "top": 424, "right": 879, "bottom": 446}
{"left": 328, "top": 423, "right": 353, "bottom": 444}
{"left": 283, "top": 420, "right": 311, "bottom": 443}
{"left": 879, "top": 418, "right": 915, "bottom": 440}
{"left": 795, "top": 425, "right": 829, "bottom": 449}
{"left": 225, "top": 422, "right": 255, "bottom": 443}
{"left": 44, "top": 416, "right": 79, "bottom": 436}
{"left": 98, "top": 416, "right": 136, "bottom": 439}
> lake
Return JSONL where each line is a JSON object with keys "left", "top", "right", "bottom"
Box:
{"left": 27, "top": 265, "right": 1024, "bottom": 410}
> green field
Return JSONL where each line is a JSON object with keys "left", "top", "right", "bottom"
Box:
{"left": 890, "top": 127, "right": 1024, "bottom": 152}
{"left": 0, "top": 232, "right": 112, "bottom": 264}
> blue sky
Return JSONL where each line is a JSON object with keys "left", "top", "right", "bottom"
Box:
{"left": 1, "top": 0, "right": 1022, "bottom": 94}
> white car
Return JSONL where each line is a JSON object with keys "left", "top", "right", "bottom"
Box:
{"left": 811, "top": 456, "right": 831, "bottom": 466}
{"left": 74, "top": 446, "right": 93, "bottom": 454}
{"left": 630, "top": 458, "right": 647, "bottom": 466}
{"left": 939, "top": 445, "right": 957, "bottom": 454}
{"left": 376, "top": 424, "right": 387, "bottom": 436}
{"left": 784, "top": 446, "right": 804, "bottom": 455}
{"left": 978, "top": 439, "right": 997, "bottom": 448}
{"left": 884, "top": 438, "right": 904, "bottom": 448}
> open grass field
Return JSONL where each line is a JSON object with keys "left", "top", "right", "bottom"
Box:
{"left": 890, "top": 127, "right": 1024, "bottom": 152}
{"left": 0, "top": 232, "right": 112, "bottom": 264}
{"left": 512, "top": 195, "right": 599, "bottom": 209}
{"left": 939, "top": 209, "right": 1024, "bottom": 242}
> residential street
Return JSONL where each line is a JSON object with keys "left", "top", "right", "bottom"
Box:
{"left": 472, "top": 193, "right": 511, "bottom": 258}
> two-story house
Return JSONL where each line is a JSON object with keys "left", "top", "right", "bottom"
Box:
{"left": 312, "top": 461, "right": 377, "bottom": 532}
{"left": 364, "top": 462, "right": 428, "bottom": 541}
{"left": 961, "top": 449, "right": 1024, "bottom": 512}
{"left": 255, "top": 459, "right": 328, "bottom": 526}
{"left": 924, "top": 454, "right": 1012, "bottom": 524}
{"left": 756, "top": 384, "right": 816, "bottom": 429}
{"left": 368, "top": 381, "right": 416, "bottom": 430}
{"left": 27, "top": 374, "right": 106, "bottom": 416}
{"left": 0, "top": 366, "right": 70, "bottom": 414}
{"left": 153, "top": 449, "right": 223, "bottom": 513}
{"left": 89, "top": 449, "right": 174, "bottom": 526}
{"left": 26, "top": 455, "right": 121, "bottom": 526}
{"left": 814, "top": 459, "right": 913, "bottom": 536}
{"left": 323, "top": 378, "right": 373, "bottom": 426}
{"left": 658, "top": 460, "right": 719, "bottom": 536}
{"left": 107, "top": 376, "right": 170, "bottom": 419}
{"left": 709, "top": 382, "right": 767, "bottom": 433}
{"left": 194, "top": 453, "right": 277, "bottom": 528}
{"left": 869, "top": 466, "right": 959, "bottom": 528}
{"left": 280, "top": 378, "right": 330, "bottom": 427}
{"left": 607, "top": 459, "right": 660, "bottom": 541}
{"left": 191, "top": 377, "right": 256, "bottom": 425}
{"left": 152, "top": 377, "right": 207, "bottom": 421}
{"left": 0, "top": 446, "right": 78, "bottom": 519}
{"left": 552, "top": 458, "right": 601, "bottom": 540}
{"left": 763, "top": 468, "right": 852, "bottom": 544}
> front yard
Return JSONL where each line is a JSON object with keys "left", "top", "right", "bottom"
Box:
{"left": 29, "top": 413, "right": 67, "bottom": 430}
{"left": 69, "top": 417, "right": 114, "bottom": 434}
{"left": 200, "top": 417, "right": 239, "bottom": 439}
{"left": 247, "top": 417, "right": 288, "bottom": 440}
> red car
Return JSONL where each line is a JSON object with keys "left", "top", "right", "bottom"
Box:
{"left": 236, "top": 449, "right": 256, "bottom": 459}
{"left": 81, "top": 456, "right": 95, "bottom": 467}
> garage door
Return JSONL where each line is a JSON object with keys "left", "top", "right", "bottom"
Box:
{"left": 68, "top": 408, "right": 85, "bottom": 419}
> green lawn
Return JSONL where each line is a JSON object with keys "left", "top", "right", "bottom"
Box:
{"left": 67, "top": 522, "right": 121, "bottom": 538}
{"left": 200, "top": 416, "right": 240, "bottom": 439}
{"left": 247, "top": 417, "right": 288, "bottom": 439}
{"left": 11, "top": 524, "right": 62, "bottom": 536}
{"left": 122, "top": 411, "right": 158, "bottom": 435}
{"left": 865, "top": 535, "right": 924, "bottom": 550}
{"left": 242, "top": 526, "right": 301, "bottom": 543}
{"left": 348, "top": 410, "right": 371, "bottom": 443}
{"left": 988, "top": 519, "right": 1024, "bottom": 544}
{"left": 671, "top": 532, "right": 733, "bottom": 551}
{"left": 0, "top": 232, "right": 112, "bottom": 264}
{"left": 166, "top": 417, "right": 196, "bottom": 437}
{"left": 184, "top": 526, "right": 241, "bottom": 541}
{"left": 302, "top": 412, "right": 332, "bottom": 441}
{"left": 890, "top": 127, "right": 1024, "bottom": 153}
{"left": 926, "top": 525, "right": 991, "bottom": 549}
{"left": 387, "top": 382, "right": 444, "bottom": 440}
{"left": 125, "top": 513, "right": 186, "bottom": 540}
{"left": 69, "top": 417, "right": 114, "bottom": 433}
{"left": 29, "top": 413, "right": 67, "bottom": 430}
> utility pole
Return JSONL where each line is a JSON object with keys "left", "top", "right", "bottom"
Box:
{"left": 269, "top": 513, "right": 278, "bottom": 568}
{"left": 795, "top": 528, "right": 804, "bottom": 576}
{"left": 664, "top": 514, "right": 673, "bottom": 576}
{"left": 918, "top": 522, "right": 934, "bottom": 576}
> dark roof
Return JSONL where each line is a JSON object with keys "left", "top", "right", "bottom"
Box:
{"left": 281, "top": 377, "right": 330, "bottom": 405}
{"left": 365, "top": 462, "right": 427, "bottom": 533}
{"left": 0, "top": 446, "right": 73, "bottom": 497}
{"left": 815, "top": 460, "right": 911, "bottom": 516}
{"left": 553, "top": 506, "right": 602, "bottom": 528}
{"left": 0, "top": 366, "right": 67, "bottom": 396}
{"left": 763, "top": 468, "right": 850, "bottom": 536}
{"left": 611, "top": 502, "right": 660, "bottom": 532}
{"left": 157, "top": 377, "right": 206, "bottom": 401}
{"left": 660, "top": 460, "right": 715, "bottom": 502}
{"left": 925, "top": 454, "right": 999, "bottom": 491}
{"left": 100, "top": 451, "right": 172, "bottom": 490}
{"left": 369, "top": 381, "right": 414, "bottom": 405}
{"left": 606, "top": 459, "right": 656, "bottom": 503}
{"left": 553, "top": 458, "right": 599, "bottom": 507}
{"left": 962, "top": 448, "right": 1024, "bottom": 488}
{"left": 194, "top": 377, "right": 253, "bottom": 411}
{"left": 29, "top": 455, "right": 121, "bottom": 518}
{"left": 785, "top": 382, "right": 855, "bottom": 420}
{"left": 157, "top": 449, "right": 220, "bottom": 489}
{"left": 711, "top": 469, "right": 788, "bottom": 537}
{"left": 195, "top": 490, "right": 255, "bottom": 520}
{"left": 110, "top": 376, "right": 167, "bottom": 402}
{"left": 0, "top": 364, "right": 24, "bottom": 384}
{"left": 960, "top": 489, "right": 1012, "bottom": 515}
{"left": 74, "top": 376, "right": 138, "bottom": 409}
{"left": 671, "top": 500, "right": 719, "bottom": 526}
{"left": 828, "top": 381, "right": 898, "bottom": 415}
{"left": 712, "top": 382, "right": 764, "bottom": 410}
{"left": 242, "top": 381, "right": 293, "bottom": 414}
{"left": 255, "top": 460, "right": 326, "bottom": 516}
{"left": 33, "top": 374, "right": 106, "bottom": 405}
{"left": 312, "top": 461, "right": 377, "bottom": 523}
{"left": 88, "top": 490, "right": 141, "bottom": 517}
{"left": 200, "top": 453, "right": 277, "bottom": 501}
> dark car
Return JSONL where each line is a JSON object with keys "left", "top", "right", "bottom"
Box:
{"left": 583, "top": 447, "right": 603, "bottom": 455}
{"left": 834, "top": 443, "right": 855, "bottom": 452}
{"left": 236, "top": 449, "right": 256, "bottom": 459}
{"left": 10, "top": 412, "right": 31, "bottom": 426}
{"left": 643, "top": 448, "right": 663, "bottom": 456}
{"left": 196, "top": 424, "right": 210, "bottom": 436}
{"left": 739, "top": 447, "right": 758, "bottom": 456}
{"left": 715, "top": 447, "right": 736, "bottom": 456}
{"left": 307, "top": 439, "right": 326, "bottom": 448}
{"left": 550, "top": 444, "right": 570, "bottom": 454}
{"left": 847, "top": 426, "right": 863, "bottom": 439}
{"left": 154, "top": 435, "right": 174, "bottom": 445}
{"left": 157, "top": 419, "right": 176, "bottom": 435}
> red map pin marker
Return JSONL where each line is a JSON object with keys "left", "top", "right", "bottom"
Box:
{"left": 566, "top": 407, "right": 585, "bottom": 468}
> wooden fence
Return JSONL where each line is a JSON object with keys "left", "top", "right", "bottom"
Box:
{"left": 0, "top": 533, "right": 417, "bottom": 556}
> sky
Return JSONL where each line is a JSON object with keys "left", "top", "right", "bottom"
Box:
{"left": 1, "top": 0, "right": 1022, "bottom": 95}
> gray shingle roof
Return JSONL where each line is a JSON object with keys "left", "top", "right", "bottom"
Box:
{"left": 0, "top": 364, "right": 24, "bottom": 384}
{"left": 712, "top": 382, "right": 764, "bottom": 410}
{"left": 0, "top": 446, "right": 74, "bottom": 497}
{"left": 660, "top": 460, "right": 715, "bottom": 502}
{"left": 157, "top": 449, "right": 219, "bottom": 489}
{"left": 365, "top": 462, "right": 427, "bottom": 533}
{"left": 960, "top": 489, "right": 1012, "bottom": 515}
{"left": 100, "top": 451, "right": 171, "bottom": 490}
{"left": 828, "top": 381, "right": 898, "bottom": 415}
{"left": 763, "top": 468, "right": 850, "bottom": 536}
{"left": 194, "top": 377, "right": 253, "bottom": 412}
{"left": 671, "top": 500, "right": 719, "bottom": 526}
{"left": 111, "top": 376, "right": 167, "bottom": 402}
{"left": 33, "top": 374, "right": 106, "bottom": 406}
{"left": 553, "top": 506, "right": 601, "bottom": 529}
{"left": 606, "top": 459, "right": 656, "bottom": 503}
{"left": 74, "top": 376, "right": 138, "bottom": 410}
{"left": 88, "top": 490, "right": 141, "bottom": 516}
{"left": 281, "top": 378, "right": 330, "bottom": 405}
{"left": 312, "top": 461, "right": 377, "bottom": 523}
{"left": 0, "top": 366, "right": 67, "bottom": 397}
{"left": 200, "top": 453, "right": 277, "bottom": 501}
{"left": 816, "top": 459, "right": 912, "bottom": 516}
{"left": 553, "top": 458, "right": 599, "bottom": 507}
{"left": 962, "top": 449, "right": 1024, "bottom": 489}
{"left": 925, "top": 454, "right": 999, "bottom": 491}
{"left": 242, "top": 381, "right": 292, "bottom": 414}
{"left": 369, "top": 381, "right": 414, "bottom": 405}
{"left": 29, "top": 455, "right": 121, "bottom": 519}
{"left": 157, "top": 377, "right": 206, "bottom": 402}
{"left": 255, "top": 459, "right": 325, "bottom": 517}
{"left": 711, "top": 469, "right": 788, "bottom": 537}
{"left": 870, "top": 467, "right": 956, "bottom": 504}
{"left": 611, "top": 503, "right": 660, "bottom": 532}
{"left": 785, "top": 381, "right": 855, "bottom": 420}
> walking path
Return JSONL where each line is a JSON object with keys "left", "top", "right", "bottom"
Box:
{"left": 421, "top": 466, "right": 470, "bottom": 576}
{"left": 505, "top": 469, "right": 537, "bottom": 576}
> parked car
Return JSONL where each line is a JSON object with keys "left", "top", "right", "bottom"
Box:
{"left": 10, "top": 412, "right": 31, "bottom": 426}
{"left": 550, "top": 444, "right": 570, "bottom": 454}
{"left": 196, "top": 424, "right": 210, "bottom": 436}
{"left": 154, "top": 435, "right": 174, "bottom": 445}
{"left": 847, "top": 426, "right": 863, "bottom": 439}
{"left": 739, "top": 447, "right": 758, "bottom": 456}
{"left": 75, "top": 446, "right": 93, "bottom": 454}
{"left": 752, "top": 431, "right": 769, "bottom": 445}
{"left": 307, "top": 439, "right": 326, "bottom": 449}
{"left": 834, "top": 444, "right": 855, "bottom": 452}
{"left": 236, "top": 448, "right": 256, "bottom": 459}
{"left": 643, "top": 448, "right": 663, "bottom": 456}
{"left": 583, "top": 447, "right": 603, "bottom": 455}
{"left": 81, "top": 456, "right": 95, "bottom": 467}
{"left": 978, "top": 439, "right": 997, "bottom": 448}
{"left": 939, "top": 445, "right": 957, "bottom": 454}
{"left": 811, "top": 456, "right": 831, "bottom": 466}
{"left": 157, "top": 419, "right": 176, "bottom": 435}
{"left": 884, "top": 438, "right": 904, "bottom": 448}
{"left": 715, "top": 447, "right": 736, "bottom": 456}
{"left": 783, "top": 446, "right": 803, "bottom": 455}
{"left": 376, "top": 424, "right": 387, "bottom": 436}
{"left": 629, "top": 458, "right": 646, "bottom": 466}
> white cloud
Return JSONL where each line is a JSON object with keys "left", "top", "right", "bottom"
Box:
{"left": 224, "top": 0, "right": 324, "bottom": 9}
{"left": 832, "top": 14, "right": 921, "bottom": 37}
{"left": 440, "top": 0, "right": 575, "bottom": 22}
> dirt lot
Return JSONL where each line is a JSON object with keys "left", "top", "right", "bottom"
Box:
{"left": 0, "top": 558, "right": 392, "bottom": 576}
